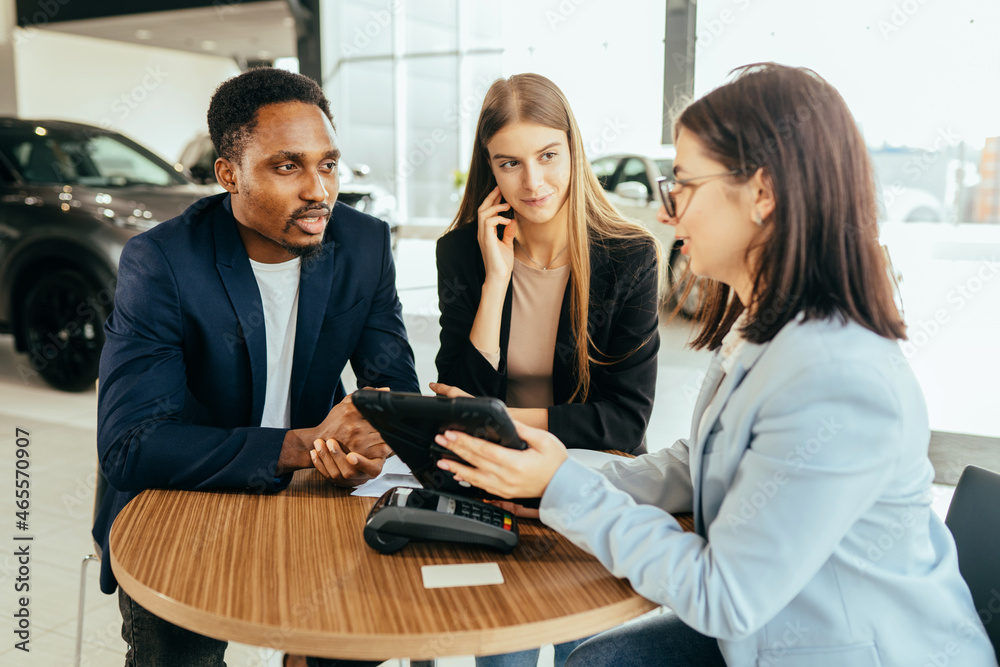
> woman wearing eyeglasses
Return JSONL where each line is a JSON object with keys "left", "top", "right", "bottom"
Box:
{"left": 431, "top": 64, "right": 997, "bottom": 666}
{"left": 431, "top": 73, "right": 661, "bottom": 667}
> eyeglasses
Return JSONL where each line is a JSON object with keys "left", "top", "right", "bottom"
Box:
{"left": 657, "top": 169, "right": 742, "bottom": 218}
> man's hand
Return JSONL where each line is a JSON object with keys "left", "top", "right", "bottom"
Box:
{"left": 315, "top": 392, "right": 390, "bottom": 458}
{"left": 311, "top": 438, "right": 386, "bottom": 487}
{"left": 277, "top": 389, "right": 391, "bottom": 477}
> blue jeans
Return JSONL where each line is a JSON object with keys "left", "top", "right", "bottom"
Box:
{"left": 475, "top": 638, "right": 588, "bottom": 667}
{"left": 118, "top": 589, "right": 382, "bottom": 667}
{"left": 565, "top": 612, "right": 726, "bottom": 666}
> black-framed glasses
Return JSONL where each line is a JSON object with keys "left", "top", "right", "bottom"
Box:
{"left": 657, "top": 169, "right": 742, "bottom": 218}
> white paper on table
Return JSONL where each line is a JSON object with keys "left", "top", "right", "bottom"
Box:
{"left": 380, "top": 455, "right": 413, "bottom": 476}
{"left": 567, "top": 449, "right": 623, "bottom": 469}
{"left": 350, "top": 455, "right": 420, "bottom": 498}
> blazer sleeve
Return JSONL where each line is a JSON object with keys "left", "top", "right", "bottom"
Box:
{"left": 350, "top": 222, "right": 420, "bottom": 393}
{"left": 547, "top": 241, "right": 659, "bottom": 452}
{"left": 98, "top": 234, "right": 289, "bottom": 494}
{"left": 599, "top": 437, "right": 694, "bottom": 513}
{"left": 540, "top": 359, "right": 903, "bottom": 641}
{"left": 434, "top": 230, "right": 507, "bottom": 398}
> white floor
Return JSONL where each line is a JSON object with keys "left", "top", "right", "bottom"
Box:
{"left": 0, "top": 236, "right": 960, "bottom": 667}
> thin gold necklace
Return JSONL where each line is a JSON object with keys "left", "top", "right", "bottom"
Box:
{"left": 514, "top": 238, "right": 568, "bottom": 270}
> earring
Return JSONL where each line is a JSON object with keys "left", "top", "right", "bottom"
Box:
{"left": 752, "top": 210, "right": 763, "bottom": 225}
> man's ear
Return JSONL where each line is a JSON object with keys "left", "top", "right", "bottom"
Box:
{"left": 215, "top": 157, "right": 238, "bottom": 194}
{"left": 750, "top": 166, "right": 775, "bottom": 222}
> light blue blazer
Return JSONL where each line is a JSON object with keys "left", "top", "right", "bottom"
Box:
{"left": 541, "top": 316, "right": 996, "bottom": 666}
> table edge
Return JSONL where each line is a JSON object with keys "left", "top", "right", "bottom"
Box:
{"left": 111, "top": 539, "right": 657, "bottom": 659}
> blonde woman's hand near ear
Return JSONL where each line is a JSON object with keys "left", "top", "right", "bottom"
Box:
{"left": 477, "top": 186, "right": 517, "bottom": 289}
{"left": 470, "top": 186, "right": 517, "bottom": 356}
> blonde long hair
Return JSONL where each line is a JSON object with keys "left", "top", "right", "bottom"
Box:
{"left": 447, "top": 73, "right": 661, "bottom": 401}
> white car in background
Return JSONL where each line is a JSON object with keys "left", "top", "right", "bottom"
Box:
{"left": 591, "top": 147, "right": 701, "bottom": 317}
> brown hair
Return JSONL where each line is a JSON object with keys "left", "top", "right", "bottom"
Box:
{"left": 671, "top": 63, "right": 905, "bottom": 349}
{"left": 448, "top": 73, "right": 660, "bottom": 401}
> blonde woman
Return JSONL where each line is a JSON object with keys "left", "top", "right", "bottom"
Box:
{"left": 431, "top": 73, "right": 661, "bottom": 667}
{"left": 433, "top": 73, "right": 661, "bottom": 463}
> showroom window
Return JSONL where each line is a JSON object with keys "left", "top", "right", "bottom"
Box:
{"left": 324, "top": 0, "right": 502, "bottom": 223}
{"left": 691, "top": 0, "right": 1000, "bottom": 436}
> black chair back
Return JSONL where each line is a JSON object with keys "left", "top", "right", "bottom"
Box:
{"left": 945, "top": 465, "right": 1000, "bottom": 661}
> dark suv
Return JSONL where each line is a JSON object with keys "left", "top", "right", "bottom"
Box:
{"left": 0, "top": 118, "right": 211, "bottom": 391}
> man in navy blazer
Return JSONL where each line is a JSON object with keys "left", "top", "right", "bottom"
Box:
{"left": 94, "top": 68, "right": 417, "bottom": 666}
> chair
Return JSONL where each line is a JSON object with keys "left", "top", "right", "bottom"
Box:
{"left": 944, "top": 465, "right": 1000, "bottom": 661}
{"left": 74, "top": 461, "right": 108, "bottom": 667}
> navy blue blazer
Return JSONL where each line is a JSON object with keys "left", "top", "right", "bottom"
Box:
{"left": 93, "top": 193, "right": 419, "bottom": 594}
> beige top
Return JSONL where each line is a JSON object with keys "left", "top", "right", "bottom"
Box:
{"left": 505, "top": 258, "right": 571, "bottom": 408}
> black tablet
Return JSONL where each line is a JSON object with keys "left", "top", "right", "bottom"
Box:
{"left": 353, "top": 390, "right": 538, "bottom": 506}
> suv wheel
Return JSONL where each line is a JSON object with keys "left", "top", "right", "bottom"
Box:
{"left": 21, "top": 269, "right": 109, "bottom": 392}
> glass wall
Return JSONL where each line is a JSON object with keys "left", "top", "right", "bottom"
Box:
{"left": 322, "top": 0, "right": 502, "bottom": 223}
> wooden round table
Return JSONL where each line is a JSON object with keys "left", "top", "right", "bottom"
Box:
{"left": 110, "top": 470, "right": 684, "bottom": 660}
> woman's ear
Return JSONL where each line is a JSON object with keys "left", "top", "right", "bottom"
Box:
{"left": 215, "top": 157, "right": 238, "bottom": 194}
{"left": 750, "top": 167, "right": 775, "bottom": 223}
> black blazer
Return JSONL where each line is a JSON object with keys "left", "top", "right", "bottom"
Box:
{"left": 435, "top": 223, "right": 659, "bottom": 453}
{"left": 94, "top": 193, "right": 419, "bottom": 594}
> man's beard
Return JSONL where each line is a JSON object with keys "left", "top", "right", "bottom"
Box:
{"left": 280, "top": 207, "right": 330, "bottom": 263}
{"left": 279, "top": 234, "right": 324, "bottom": 263}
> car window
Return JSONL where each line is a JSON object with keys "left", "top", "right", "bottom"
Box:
{"left": 654, "top": 159, "right": 673, "bottom": 179}
{"left": 83, "top": 136, "right": 175, "bottom": 186}
{"left": 0, "top": 129, "right": 178, "bottom": 187}
{"left": 183, "top": 137, "right": 218, "bottom": 183}
{"left": 619, "top": 157, "right": 651, "bottom": 196}
{"left": 591, "top": 157, "right": 620, "bottom": 191}
{"left": 0, "top": 155, "right": 13, "bottom": 183}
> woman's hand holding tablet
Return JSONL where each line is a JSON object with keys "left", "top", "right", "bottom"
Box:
{"left": 433, "top": 421, "right": 568, "bottom": 501}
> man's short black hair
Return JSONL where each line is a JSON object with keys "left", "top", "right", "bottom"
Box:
{"left": 207, "top": 67, "right": 334, "bottom": 164}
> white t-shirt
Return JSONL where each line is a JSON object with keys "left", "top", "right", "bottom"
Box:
{"left": 249, "top": 256, "right": 301, "bottom": 429}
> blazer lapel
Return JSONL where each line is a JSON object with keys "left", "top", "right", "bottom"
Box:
{"left": 289, "top": 239, "right": 336, "bottom": 422}
{"left": 689, "top": 340, "right": 769, "bottom": 530}
{"left": 213, "top": 198, "right": 267, "bottom": 426}
{"left": 551, "top": 279, "right": 573, "bottom": 401}
{"left": 690, "top": 355, "right": 725, "bottom": 440}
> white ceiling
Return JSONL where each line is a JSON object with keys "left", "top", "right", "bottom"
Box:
{"left": 38, "top": 0, "right": 298, "bottom": 64}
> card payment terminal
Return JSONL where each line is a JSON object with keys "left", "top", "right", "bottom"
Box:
{"left": 364, "top": 487, "right": 518, "bottom": 555}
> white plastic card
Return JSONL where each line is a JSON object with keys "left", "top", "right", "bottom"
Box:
{"left": 421, "top": 563, "right": 505, "bottom": 589}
